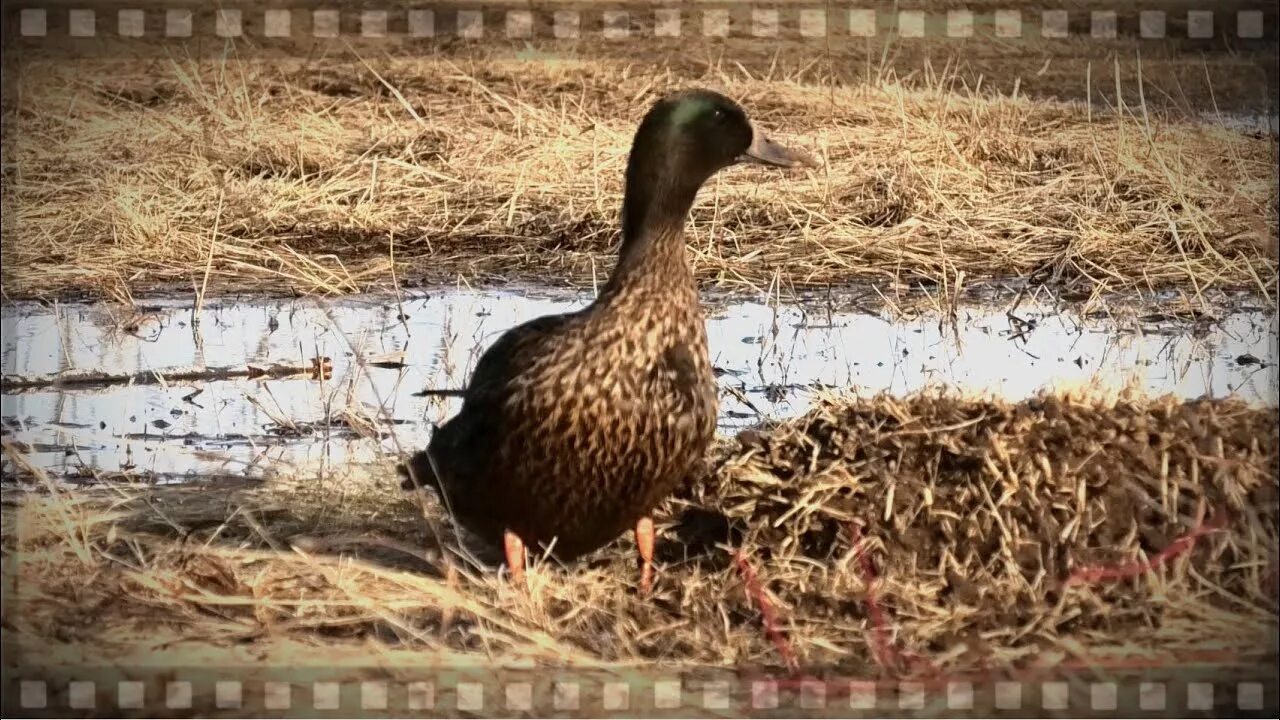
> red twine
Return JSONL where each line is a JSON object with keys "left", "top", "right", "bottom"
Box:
{"left": 732, "top": 509, "right": 1230, "bottom": 699}
{"left": 733, "top": 550, "right": 799, "bottom": 673}
{"left": 1065, "top": 511, "right": 1226, "bottom": 587}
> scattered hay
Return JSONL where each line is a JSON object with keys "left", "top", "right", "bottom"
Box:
{"left": 2, "top": 51, "right": 1276, "bottom": 301}
{"left": 4, "top": 391, "right": 1276, "bottom": 712}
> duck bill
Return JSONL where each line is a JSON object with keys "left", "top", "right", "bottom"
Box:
{"left": 739, "top": 123, "right": 820, "bottom": 169}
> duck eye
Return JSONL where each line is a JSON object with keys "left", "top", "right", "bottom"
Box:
{"left": 711, "top": 108, "right": 727, "bottom": 124}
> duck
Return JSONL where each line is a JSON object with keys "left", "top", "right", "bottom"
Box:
{"left": 400, "top": 89, "right": 817, "bottom": 593}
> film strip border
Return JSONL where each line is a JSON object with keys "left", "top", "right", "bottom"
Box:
{"left": 7, "top": 673, "right": 1278, "bottom": 714}
{"left": 7, "top": 5, "right": 1277, "bottom": 42}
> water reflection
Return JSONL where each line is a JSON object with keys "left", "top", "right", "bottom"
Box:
{"left": 2, "top": 288, "right": 1275, "bottom": 481}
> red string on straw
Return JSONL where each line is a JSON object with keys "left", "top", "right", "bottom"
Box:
{"left": 1065, "top": 511, "right": 1226, "bottom": 587}
{"left": 733, "top": 550, "right": 799, "bottom": 673}
{"left": 848, "top": 523, "right": 941, "bottom": 677}
{"left": 732, "top": 508, "right": 1228, "bottom": 709}
{"left": 847, "top": 523, "right": 899, "bottom": 671}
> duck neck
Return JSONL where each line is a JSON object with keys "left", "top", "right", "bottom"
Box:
{"left": 605, "top": 170, "right": 703, "bottom": 296}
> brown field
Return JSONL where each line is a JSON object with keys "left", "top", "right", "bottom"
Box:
{"left": 2, "top": 30, "right": 1276, "bottom": 304}
{"left": 4, "top": 391, "right": 1277, "bottom": 714}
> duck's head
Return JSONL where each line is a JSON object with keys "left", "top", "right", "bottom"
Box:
{"left": 633, "top": 89, "right": 818, "bottom": 180}
{"left": 623, "top": 89, "right": 818, "bottom": 240}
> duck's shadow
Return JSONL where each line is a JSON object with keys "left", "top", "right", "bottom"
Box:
{"left": 433, "top": 499, "right": 748, "bottom": 580}
{"left": 91, "top": 476, "right": 442, "bottom": 577}
{"left": 103, "top": 476, "right": 745, "bottom": 583}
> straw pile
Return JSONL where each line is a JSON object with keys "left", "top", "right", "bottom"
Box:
{"left": 695, "top": 391, "right": 1279, "bottom": 672}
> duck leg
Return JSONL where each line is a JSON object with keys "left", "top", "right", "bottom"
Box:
{"left": 503, "top": 529, "right": 527, "bottom": 587}
{"left": 636, "top": 516, "right": 655, "bottom": 595}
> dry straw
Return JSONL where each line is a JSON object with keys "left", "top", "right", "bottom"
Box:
{"left": 3, "top": 390, "right": 1275, "bottom": 713}
{"left": 2, "top": 52, "right": 1275, "bottom": 301}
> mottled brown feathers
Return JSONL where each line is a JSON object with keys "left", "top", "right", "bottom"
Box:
{"left": 403, "top": 242, "right": 718, "bottom": 560}
{"left": 400, "top": 90, "right": 803, "bottom": 563}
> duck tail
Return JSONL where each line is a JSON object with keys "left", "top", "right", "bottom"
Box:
{"left": 398, "top": 449, "right": 442, "bottom": 492}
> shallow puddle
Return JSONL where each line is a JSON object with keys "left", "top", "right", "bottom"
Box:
{"left": 2, "top": 288, "right": 1275, "bottom": 482}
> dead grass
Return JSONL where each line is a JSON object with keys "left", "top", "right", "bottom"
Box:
{"left": 2, "top": 49, "right": 1276, "bottom": 302}
{"left": 3, "top": 390, "right": 1276, "bottom": 714}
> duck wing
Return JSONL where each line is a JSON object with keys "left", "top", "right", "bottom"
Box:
{"left": 412, "top": 313, "right": 714, "bottom": 483}
{"left": 400, "top": 312, "right": 572, "bottom": 492}
{"left": 426, "top": 312, "right": 576, "bottom": 482}
{"left": 464, "top": 313, "right": 576, "bottom": 400}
